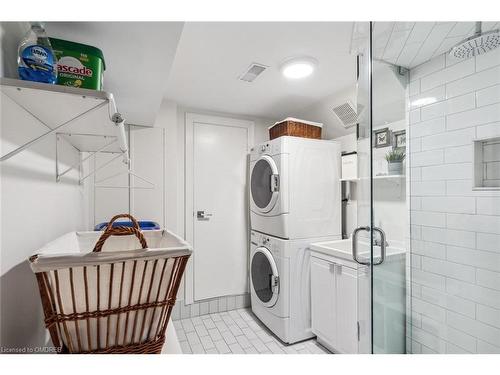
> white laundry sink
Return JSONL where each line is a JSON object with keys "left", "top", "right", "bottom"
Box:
{"left": 310, "top": 238, "right": 405, "bottom": 264}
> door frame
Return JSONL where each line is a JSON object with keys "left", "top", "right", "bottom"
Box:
{"left": 185, "top": 112, "right": 254, "bottom": 304}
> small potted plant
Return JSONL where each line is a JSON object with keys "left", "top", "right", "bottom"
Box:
{"left": 385, "top": 149, "right": 405, "bottom": 175}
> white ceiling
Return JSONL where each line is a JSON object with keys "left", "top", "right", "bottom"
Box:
{"left": 352, "top": 22, "right": 500, "bottom": 68}
{"left": 44, "top": 22, "right": 184, "bottom": 126}
{"left": 164, "top": 22, "right": 357, "bottom": 120}
{"left": 37, "top": 22, "right": 499, "bottom": 135}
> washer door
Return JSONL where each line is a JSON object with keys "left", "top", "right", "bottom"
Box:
{"left": 250, "top": 155, "right": 279, "bottom": 213}
{"left": 251, "top": 247, "right": 279, "bottom": 307}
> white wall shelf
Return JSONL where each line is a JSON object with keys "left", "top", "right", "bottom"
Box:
{"left": 0, "top": 77, "right": 129, "bottom": 182}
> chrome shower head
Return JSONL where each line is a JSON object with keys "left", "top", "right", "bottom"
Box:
{"left": 449, "top": 22, "right": 500, "bottom": 60}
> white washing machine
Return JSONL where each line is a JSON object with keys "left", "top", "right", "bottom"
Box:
{"left": 249, "top": 136, "right": 341, "bottom": 240}
{"left": 249, "top": 230, "right": 338, "bottom": 344}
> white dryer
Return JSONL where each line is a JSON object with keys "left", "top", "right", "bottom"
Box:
{"left": 250, "top": 136, "right": 341, "bottom": 239}
{"left": 249, "top": 230, "right": 337, "bottom": 344}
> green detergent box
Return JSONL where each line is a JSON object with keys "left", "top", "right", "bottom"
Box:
{"left": 49, "top": 38, "right": 106, "bottom": 90}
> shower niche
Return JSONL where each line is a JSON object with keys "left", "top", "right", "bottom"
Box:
{"left": 473, "top": 136, "right": 500, "bottom": 190}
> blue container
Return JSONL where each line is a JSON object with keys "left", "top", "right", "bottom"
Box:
{"left": 94, "top": 220, "right": 160, "bottom": 231}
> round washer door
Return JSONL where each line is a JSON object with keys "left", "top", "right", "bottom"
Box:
{"left": 251, "top": 246, "right": 279, "bottom": 307}
{"left": 250, "top": 155, "right": 279, "bottom": 213}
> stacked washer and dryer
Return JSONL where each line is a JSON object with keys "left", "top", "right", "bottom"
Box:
{"left": 249, "top": 135, "right": 342, "bottom": 344}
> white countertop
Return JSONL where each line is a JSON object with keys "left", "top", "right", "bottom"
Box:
{"left": 310, "top": 238, "right": 406, "bottom": 264}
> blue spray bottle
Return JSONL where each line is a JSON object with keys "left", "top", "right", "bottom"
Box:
{"left": 17, "top": 22, "right": 57, "bottom": 84}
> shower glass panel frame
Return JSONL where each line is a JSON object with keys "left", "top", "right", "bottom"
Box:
{"left": 353, "top": 21, "right": 408, "bottom": 354}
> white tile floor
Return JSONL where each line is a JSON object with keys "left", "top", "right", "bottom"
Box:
{"left": 172, "top": 308, "right": 330, "bottom": 354}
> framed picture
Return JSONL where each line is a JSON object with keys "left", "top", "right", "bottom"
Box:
{"left": 393, "top": 130, "right": 406, "bottom": 150}
{"left": 374, "top": 127, "right": 391, "bottom": 148}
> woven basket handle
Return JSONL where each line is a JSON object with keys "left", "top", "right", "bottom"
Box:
{"left": 103, "top": 213, "right": 141, "bottom": 232}
{"left": 93, "top": 226, "right": 148, "bottom": 253}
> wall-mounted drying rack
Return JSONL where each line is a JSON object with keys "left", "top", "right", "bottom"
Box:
{"left": 93, "top": 169, "right": 155, "bottom": 190}
{"left": 0, "top": 77, "right": 138, "bottom": 185}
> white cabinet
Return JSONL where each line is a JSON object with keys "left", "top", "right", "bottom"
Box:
{"left": 311, "top": 257, "right": 337, "bottom": 349}
{"left": 311, "top": 254, "right": 366, "bottom": 353}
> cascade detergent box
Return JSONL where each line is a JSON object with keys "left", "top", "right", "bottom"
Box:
{"left": 49, "top": 38, "right": 106, "bottom": 90}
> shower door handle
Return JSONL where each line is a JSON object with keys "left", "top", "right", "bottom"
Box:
{"left": 372, "top": 227, "right": 386, "bottom": 265}
{"left": 352, "top": 226, "right": 387, "bottom": 265}
{"left": 352, "top": 226, "right": 371, "bottom": 265}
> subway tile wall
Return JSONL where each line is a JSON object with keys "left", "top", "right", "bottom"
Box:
{"left": 171, "top": 293, "right": 251, "bottom": 320}
{"left": 408, "top": 47, "right": 500, "bottom": 354}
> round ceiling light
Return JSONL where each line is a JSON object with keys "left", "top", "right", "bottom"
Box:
{"left": 281, "top": 57, "right": 317, "bottom": 79}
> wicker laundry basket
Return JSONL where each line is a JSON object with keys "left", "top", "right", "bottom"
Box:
{"left": 269, "top": 117, "right": 323, "bottom": 140}
{"left": 29, "top": 214, "right": 191, "bottom": 354}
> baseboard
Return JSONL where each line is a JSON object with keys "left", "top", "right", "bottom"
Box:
{"left": 171, "top": 293, "right": 251, "bottom": 320}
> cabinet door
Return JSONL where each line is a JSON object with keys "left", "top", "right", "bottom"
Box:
{"left": 311, "top": 257, "right": 336, "bottom": 349}
{"left": 335, "top": 264, "right": 359, "bottom": 354}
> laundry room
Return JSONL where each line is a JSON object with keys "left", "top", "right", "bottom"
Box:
{"left": 2, "top": 17, "right": 500, "bottom": 358}
{"left": 1, "top": 21, "right": 361, "bottom": 355}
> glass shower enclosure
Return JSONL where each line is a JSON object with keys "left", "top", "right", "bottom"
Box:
{"left": 354, "top": 21, "right": 500, "bottom": 354}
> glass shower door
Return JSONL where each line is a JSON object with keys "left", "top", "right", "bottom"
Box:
{"left": 369, "top": 30, "right": 408, "bottom": 354}
{"left": 355, "top": 20, "right": 500, "bottom": 355}
{"left": 352, "top": 22, "right": 407, "bottom": 353}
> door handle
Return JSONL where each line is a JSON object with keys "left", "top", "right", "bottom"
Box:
{"left": 270, "top": 174, "right": 280, "bottom": 192}
{"left": 196, "top": 210, "right": 213, "bottom": 220}
{"left": 372, "top": 226, "right": 386, "bottom": 265}
{"left": 352, "top": 226, "right": 371, "bottom": 265}
{"left": 352, "top": 226, "right": 387, "bottom": 265}
{"left": 270, "top": 275, "right": 279, "bottom": 292}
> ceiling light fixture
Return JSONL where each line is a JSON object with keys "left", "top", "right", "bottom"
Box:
{"left": 281, "top": 57, "right": 317, "bottom": 79}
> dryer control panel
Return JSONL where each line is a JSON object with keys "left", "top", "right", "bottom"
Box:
{"left": 251, "top": 230, "right": 270, "bottom": 246}
{"left": 250, "top": 137, "right": 284, "bottom": 157}
{"left": 250, "top": 142, "right": 272, "bottom": 155}
{"left": 251, "top": 231, "right": 284, "bottom": 258}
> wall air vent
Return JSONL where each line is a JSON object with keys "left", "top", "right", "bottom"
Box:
{"left": 239, "top": 63, "right": 268, "bottom": 82}
{"left": 332, "top": 101, "right": 362, "bottom": 128}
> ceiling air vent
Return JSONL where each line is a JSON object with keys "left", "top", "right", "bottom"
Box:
{"left": 239, "top": 63, "right": 267, "bottom": 82}
{"left": 332, "top": 101, "right": 362, "bottom": 128}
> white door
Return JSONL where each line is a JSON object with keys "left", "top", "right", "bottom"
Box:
{"left": 186, "top": 114, "right": 254, "bottom": 302}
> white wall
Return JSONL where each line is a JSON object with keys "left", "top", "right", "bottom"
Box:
{"left": 1, "top": 22, "right": 87, "bottom": 350}
{"left": 332, "top": 120, "right": 407, "bottom": 243}
{"left": 371, "top": 120, "right": 407, "bottom": 244}
{"left": 334, "top": 133, "right": 357, "bottom": 237}
{"left": 0, "top": 22, "right": 30, "bottom": 79}
{"left": 89, "top": 125, "right": 166, "bottom": 228}
{"left": 291, "top": 86, "right": 357, "bottom": 140}
{"left": 408, "top": 49, "right": 500, "bottom": 354}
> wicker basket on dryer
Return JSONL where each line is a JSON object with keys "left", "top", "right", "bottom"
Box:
{"left": 268, "top": 117, "right": 323, "bottom": 140}
{"left": 29, "top": 214, "right": 191, "bottom": 354}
